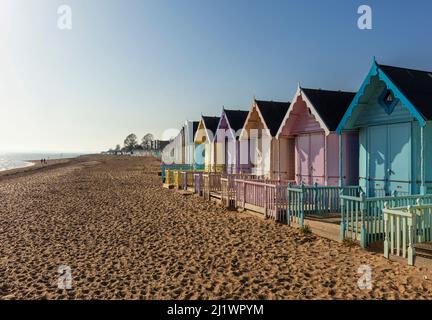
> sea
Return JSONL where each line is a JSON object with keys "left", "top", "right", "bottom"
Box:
{"left": 0, "top": 152, "right": 83, "bottom": 172}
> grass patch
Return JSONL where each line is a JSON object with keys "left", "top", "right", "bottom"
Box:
{"left": 299, "top": 224, "right": 312, "bottom": 235}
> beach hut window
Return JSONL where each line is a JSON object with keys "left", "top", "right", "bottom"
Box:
{"left": 379, "top": 89, "right": 398, "bottom": 114}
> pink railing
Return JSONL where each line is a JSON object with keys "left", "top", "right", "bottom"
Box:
{"left": 180, "top": 171, "right": 201, "bottom": 190}
{"left": 203, "top": 173, "right": 222, "bottom": 200}
{"left": 193, "top": 172, "right": 204, "bottom": 195}
{"left": 233, "top": 178, "right": 295, "bottom": 221}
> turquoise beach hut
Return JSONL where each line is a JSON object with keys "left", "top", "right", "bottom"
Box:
{"left": 337, "top": 59, "right": 432, "bottom": 197}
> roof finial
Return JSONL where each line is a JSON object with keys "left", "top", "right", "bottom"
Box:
{"left": 297, "top": 81, "right": 301, "bottom": 90}
{"left": 373, "top": 55, "right": 377, "bottom": 64}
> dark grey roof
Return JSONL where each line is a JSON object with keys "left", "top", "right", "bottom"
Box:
{"left": 223, "top": 109, "right": 249, "bottom": 132}
{"left": 378, "top": 63, "right": 432, "bottom": 120}
{"left": 301, "top": 88, "right": 356, "bottom": 131}
{"left": 202, "top": 116, "right": 220, "bottom": 134}
{"left": 255, "top": 100, "right": 290, "bottom": 136}
{"left": 192, "top": 121, "right": 199, "bottom": 138}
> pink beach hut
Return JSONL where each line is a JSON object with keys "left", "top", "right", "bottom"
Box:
{"left": 276, "top": 86, "right": 359, "bottom": 186}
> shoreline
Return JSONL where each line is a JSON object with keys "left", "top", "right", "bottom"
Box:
{"left": 0, "top": 155, "right": 93, "bottom": 182}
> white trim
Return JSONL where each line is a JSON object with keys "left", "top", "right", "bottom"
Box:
{"left": 239, "top": 99, "right": 272, "bottom": 140}
{"left": 215, "top": 110, "right": 237, "bottom": 142}
{"left": 193, "top": 117, "right": 213, "bottom": 144}
{"left": 276, "top": 85, "right": 330, "bottom": 138}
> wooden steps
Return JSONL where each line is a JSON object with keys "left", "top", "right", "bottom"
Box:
{"left": 414, "top": 242, "right": 432, "bottom": 260}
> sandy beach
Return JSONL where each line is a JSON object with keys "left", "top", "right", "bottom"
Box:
{"left": 0, "top": 155, "right": 431, "bottom": 300}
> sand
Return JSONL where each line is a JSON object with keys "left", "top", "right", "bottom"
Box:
{"left": 0, "top": 155, "right": 431, "bottom": 300}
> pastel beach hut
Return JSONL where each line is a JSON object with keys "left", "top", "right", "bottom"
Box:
{"left": 184, "top": 120, "right": 200, "bottom": 168}
{"left": 194, "top": 116, "right": 220, "bottom": 172}
{"left": 239, "top": 99, "right": 291, "bottom": 178}
{"left": 337, "top": 60, "right": 432, "bottom": 197}
{"left": 337, "top": 60, "right": 432, "bottom": 253}
{"left": 213, "top": 108, "right": 249, "bottom": 174}
{"left": 276, "top": 86, "right": 358, "bottom": 186}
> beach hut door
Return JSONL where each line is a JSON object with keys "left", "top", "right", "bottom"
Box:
{"left": 296, "top": 133, "right": 325, "bottom": 185}
{"left": 368, "top": 123, "right": 411, "bottom": 196}
{"left": 296, "top": 134, "right": 311, "bottom": 184}
{"left": 310, "top": 133, "right": 325, "bottom": 185}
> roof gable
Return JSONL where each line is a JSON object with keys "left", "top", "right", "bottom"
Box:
{"left": 223, "top": 109, "right": 249, "bottom": 132}
{"left": 254, "top": 100, "right": 290, "bottom": 136}
{"left": 301, "top": 88, "right": 356, "bottom": 131}
{"left": 336, "top": 60, "right": 428, "bottom": 133}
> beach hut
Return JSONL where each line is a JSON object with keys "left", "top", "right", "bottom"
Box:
{"left": 337, "top": 60, "right": 432, "bottom": 197}
{"left": 194, "top": 116, "right": 220, "bottom": 172}
{"left": 336, "top": 59, "right": 432, "bottom": 252}
{"left": 239, "top": 99, "right": 290, "bottom": 178}
{"left": 276, "top": 86, "right": 358, "bottom": 186}
{"left": 184, "top": 120, "right": 200, "bottom": 168}
{"left": 213, "top": 108, "right": 249, "bottom": 174}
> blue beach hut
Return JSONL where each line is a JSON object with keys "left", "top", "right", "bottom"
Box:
{"left": 337, "top": 59, "right": 432, "bottom": 197}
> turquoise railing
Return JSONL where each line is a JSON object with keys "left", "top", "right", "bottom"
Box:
{"left": 286, "top": 183, "right": 361, "bottom": 227}
{"left": 340, "top": 192, "right": 432, "bottom": 248}
{"left": 383, "top": 200, "right": 432, "bottom": 265}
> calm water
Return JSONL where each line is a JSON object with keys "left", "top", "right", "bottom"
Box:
{"left": 0, "top": 152, "right": 83, "bottom": 172}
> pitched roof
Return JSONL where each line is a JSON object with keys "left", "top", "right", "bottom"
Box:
{"left": 202, "top": 116, "right": 220, "bottom": 134}
{"left": 301, "top": 88, "right": 356, "bottom": 131}
{"left": 223, "top": 109, "right": 249, "bottom": 132}
{"left": 255, "top": 100, "right": 290, "bottom": 136}
{"left": 192, "top": 121, "right": 199, "bottom": 138}
{"left": 378, "top": 63, "right": 432, "bottom": 120}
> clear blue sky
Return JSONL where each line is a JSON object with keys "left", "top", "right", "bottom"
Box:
{"left": 1, "top": 0, "right": 431, "bottom": 153}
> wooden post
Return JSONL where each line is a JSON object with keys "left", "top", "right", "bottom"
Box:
{"left": 338, "top": 133, "right": 343, "bottom": 188}
{"left": 300, "top": 182, "right": 305, "bottom": 227}
{"left": 242, "top": 181, "right": 246, "bottom": 209}
{"left": 420, "top": 125, "right": 426, "bottom": 195}
{"left": 383, "top": 202, "right": 389, "bottom": 258}
{"left": 360, "top": 191, "right": 367, "bottom": 248}
{"left": 407, "top": 205, "right": 416, "bottom": 266}
{"left": 339, "top": 188, "right": 345, "bottom": 241}
{"left": 287, "top": 183, "right": 292, "bottom": 226}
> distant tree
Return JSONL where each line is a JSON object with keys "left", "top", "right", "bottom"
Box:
{"left": 114, "top": 144, "right": 121, "bottom": 155}
{"left": 135, "top": 144, "right": 144, "bottom": 151}
{"left": 124, "top": 133, "right": 138, "bottom": 152}
{"left": 141, "top": 133, "right": 154, "bottom": 150}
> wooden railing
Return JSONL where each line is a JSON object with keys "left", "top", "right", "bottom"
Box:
{"left": 179, "top": 170, "right": 202, "bottom": 190}
{"left": 234, "top": 178, "right": 295, "bottom": 221}
{"left": 193, "top": 172, "right": 204, "bottom": 196}
{"left": 383, "top": 200, "right": 432, "bottom": 265}
{"left": 221, "top": 175, "right": 242, "bottom": 208}
{"left": 173, "top": 170, "right": 181, "bottom": 189}
{"left": 203, "top": 173, "right": 222, "bottom": 200}
{"left": 340, "top": 192, "right": 432, "bottom": 248}
{"left": 162, "top": 164, "right": 193, "bottom": 184}
{"left": 165, "top": 169, "right": 175, "bottom": 186}
{"left": 287, "top": 184, "right": 361, "bottom": 227}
